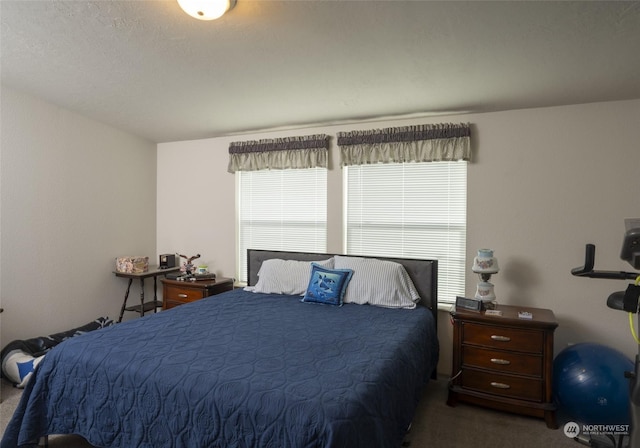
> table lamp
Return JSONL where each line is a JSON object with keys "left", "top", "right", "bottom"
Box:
{"left": 472, "top": 249, "right": 499, "bottom": 308}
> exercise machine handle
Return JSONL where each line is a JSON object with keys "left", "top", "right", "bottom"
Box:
{"left": 571, "top": 244, "right": 638, "bottom": 280}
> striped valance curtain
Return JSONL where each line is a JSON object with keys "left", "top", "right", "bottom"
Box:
{"left": 337, "top": 123, "right": 471, "bottom": 167}
{"left": 228, "top": 134, "right": 330, "bottom": 173}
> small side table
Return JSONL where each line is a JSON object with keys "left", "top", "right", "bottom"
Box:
{"left": 113, "top": 265, "right": 180, "bottom": 322}
{"left": 447, "top": 304, "right": 559, "bottom": 428}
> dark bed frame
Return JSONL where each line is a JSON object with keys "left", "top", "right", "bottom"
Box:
{"left": 247, "top": 249, "right": 439, "bottom": 332}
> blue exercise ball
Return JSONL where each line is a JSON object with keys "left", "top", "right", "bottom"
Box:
{"left": 553, "top": 342, "right": 633, "bottom": 425}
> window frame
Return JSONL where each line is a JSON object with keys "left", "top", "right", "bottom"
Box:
{"left": 343, "top": 160, "right": 467, "bottom": 306}
{"left": 236, "top": 167, "right": 328, "bottom": 284}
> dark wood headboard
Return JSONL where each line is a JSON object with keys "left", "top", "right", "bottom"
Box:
{"left": 247, "top": 249, "right": 438, "bottom": 330}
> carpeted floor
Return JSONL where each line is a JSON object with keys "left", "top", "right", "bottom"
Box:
{"left": 1, "top": 376, "right": 581, "bottom": 447}
{"left": 406, "top": 377, "right": 578, "bottom": 447}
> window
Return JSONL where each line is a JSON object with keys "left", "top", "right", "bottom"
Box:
{"left": 236, "top": 168, "right": 327, "bottom": 283}
{"left": 344, "top": 161, "right": 467, "bottom": 305}
{"left": 229, "top": 134, "right": 330, "bottom": 284}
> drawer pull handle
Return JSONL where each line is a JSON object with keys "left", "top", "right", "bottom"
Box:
{"left": 178, "top": 294, "right": 188, "bottom": 298}
{"left": 490, "top": 381, "right": 511, "bottom": 389}
{"left": 490, "top": 358, "right": 511, "bottom": 365}
{"left": 491, "top": 335, "right": 511, "bottom": 342}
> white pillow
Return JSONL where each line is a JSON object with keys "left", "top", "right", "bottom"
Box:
{"left": 2, "top": 350, "right": 45, "bottom": 388}
{"left": 251, "top": 258, "right": 334, "bottom": 295}
{"left": 334, "top": 255, "right": 420, "bottom": 309}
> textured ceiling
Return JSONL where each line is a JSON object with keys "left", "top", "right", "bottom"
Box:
{"left": 2, "top": 0, "right": 640, "bottom": 143}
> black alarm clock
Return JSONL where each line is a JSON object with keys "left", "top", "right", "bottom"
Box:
{"left": 159, "top": 253, "right": 178, "bottom": 269}
{"left": 455, "top": 296, "right": 483, "bottom": 312}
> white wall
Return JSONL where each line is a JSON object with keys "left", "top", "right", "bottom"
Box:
{"left": 465, "top": 101, "right": 640, "bottom": 365}
{"left": 0, "top": 86, "right": 157, "bottom": 346}
{"left": 3, "top": 84, "right": 637, "bottom": 376}
{"left": 158, "top": 98, "right": 640, "bottom": 374}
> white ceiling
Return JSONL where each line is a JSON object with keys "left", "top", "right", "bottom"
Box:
{"left": 2, "top": 0, "right": 640, "bottom": 143}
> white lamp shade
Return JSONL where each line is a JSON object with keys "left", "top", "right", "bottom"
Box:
{"left": 471, "top": 249, "right": 499, "bottom": 274}
{"left": 177, "top": 0, "right": 235, "bottom": 20}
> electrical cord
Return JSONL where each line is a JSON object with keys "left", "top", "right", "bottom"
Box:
{"left": 448, "top": 370, "right": 462, "bottom": 384}
{"left": 629, "top": 275, "right": 640, "bottom": 345}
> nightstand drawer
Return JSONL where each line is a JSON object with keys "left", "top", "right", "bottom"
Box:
{"left": 460, "top": 369, "right": 543, "bottom": 402}
{"left": 462, "top": 322, "right": 544, "bottom": 354}
{"left": 462, "top": 345, "right": 543, "bottom": 377}
{"left": 164, "top": 285, "right": 203, "bottom": 302}
{"left": 162, "top": 278, "right": 234, "bottom": 310}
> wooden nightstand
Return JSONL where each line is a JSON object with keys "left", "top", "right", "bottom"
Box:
{"left": 161, "top": 277, "right": 234, "bottom": 310}
{"left": 447, "top": 304, "right": 558, "bottom": 428}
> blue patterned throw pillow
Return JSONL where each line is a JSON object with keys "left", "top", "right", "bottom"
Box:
{"left": 301, "top": 263, "right": 353, "bottom": 306}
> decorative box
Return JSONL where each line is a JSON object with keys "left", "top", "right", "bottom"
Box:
{"left": 115, "top": 256, "right": 149, "bottom": 274}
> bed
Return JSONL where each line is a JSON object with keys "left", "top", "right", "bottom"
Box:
{"left": 2, "top": 250, "right": 439, "bottom": 448}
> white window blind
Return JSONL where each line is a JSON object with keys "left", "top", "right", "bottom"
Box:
{"left": 344, "top": 161, "right": 467, "bottom": 305}
{"left": 237, "top": 168, "right": 327, "bottom": 283}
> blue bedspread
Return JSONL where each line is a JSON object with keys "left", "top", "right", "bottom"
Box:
{"left": 2, "top": 289, "right": 438, "bottom": 448}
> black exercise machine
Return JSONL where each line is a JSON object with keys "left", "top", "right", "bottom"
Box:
{"left": 571, "top": 223, "right": 640, "bottom": 448}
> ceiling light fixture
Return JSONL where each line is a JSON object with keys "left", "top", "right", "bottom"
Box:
{"left": 177, "top": 0, "right": 236, "bottom": 21}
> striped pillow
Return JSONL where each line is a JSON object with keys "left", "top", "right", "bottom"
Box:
{"left": 252, "top": 258, "right": 335, "bottom": 295}
{"left": 334, "top": 256, "right": 420, "bottom": 309}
